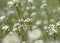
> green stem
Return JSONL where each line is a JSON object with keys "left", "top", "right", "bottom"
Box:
{"left": 29, "top": 20, "right": 32, "bottom": 31}
{"left": 14, "top": 3, "right": 21, "bottom": 19}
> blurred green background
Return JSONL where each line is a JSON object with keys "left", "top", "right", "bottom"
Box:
{"left": 0, "top": 0, "right": 60, "bottom": 43}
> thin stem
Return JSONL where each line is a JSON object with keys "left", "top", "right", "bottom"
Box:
{"left": 53, "top": 33, "right": 57, "bottom": 43}
{"left": 14, "top": 3, "right": 21, "bottom": 19}
{"left": 29, "top": 20, "right": 32, "bottom": 31}
{"left": 53, "top": 37, "right": 55, "bottom": 43}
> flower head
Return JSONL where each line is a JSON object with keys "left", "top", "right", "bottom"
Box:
{"left": 24, "top": 18, "right": 32, "bottom": 22}
{"left": 28, "top": 0, "right": 33, "bottom": 3}
{"left": 0, "top": 16, "right": 6, "bottom": 22}
{"left": 47, "top": 24, "right": 58, "bottom": 35}
{"left": 2, "top": 25, "right": 9, "bottom": 30}
{"left": 7, "top": 1, "right": 14, "bottom": 8}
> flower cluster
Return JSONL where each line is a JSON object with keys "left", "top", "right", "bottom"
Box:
{"left": 7, "top": 0, "right": 19, "bottom": 8}
{"left": 47, "top": 24, "right": 57, "bottom": 35}
{"left": 44, "top": 21, "right": 60, "bottom": 36}
{"left": 0, "top": 16, "right": 7, "bottom": 22}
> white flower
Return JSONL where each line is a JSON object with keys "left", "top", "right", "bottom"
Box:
{"left": 28, "top": 29, "right": 42, "bottom": 40}
{"left": 2, "top": 33, "right": 20, "bottom": 43}
{"left": 7, "top": 0, "right": 19, "bottom": 8}
{"left": 2, "top": 25, "right": 9, "bottom": 30}
{"left": 48, "top": 24, "right": 58, "bottom": 35}
{"left": 13, "top": 23, "right": 21, "bottom": 31}
{"left": 31, "top": 12, "right": 36, "bottom": 17}
{"left": 35, "top": 20, "right": 42, "bottom": 25}
{"left": 24, "top": 18, "right": 32, "bottom": 22}
{"left": 40, "top": 3, "right": 47, "bottom": 9}
{"left": 13, "top": 23, "right": 20, "bottom": 27}
{"left": 18, "top": 19, "right": 24, "bottom": 22}
{"left": 22, "top": 41, "right": 26, "bottom": 43}
{"left": 51, "top": 28, "right": 57, "bottom": 33}
{"left": 13, "top": 27, "right": 18, "bottom": 31}
{"left": 9, "top": 32, "right": 14, "bottom": 35}
{"left": 56, "top": 21, "right": 60, "bottom": 26}
{"left": 34, "top": 40, "right": 44, "bottom": 43}
{"left": 43, "top": 26, "right": 48, "bottom": 30}
{"left": 28, "top": 0, "right": 33, "bottom": 3}
{"left": 26, "top": 6, "right": 30, "bottom": 10}
{"left": 49, "top": 24, "right": 57, "bottom": 33}
{"left": 7, "top": 1, "right": 14, "bottom": 7}
{"left": 48, "top": 31, "right": 54, "bottom": 35}
{"left": 0, "top": 16, "right": 6, "bottom": 22}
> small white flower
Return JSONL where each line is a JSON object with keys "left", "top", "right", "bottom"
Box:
{"left": 7, "top": 0, "right": 19, "bottom": 7}
{"left": 13, "top": 27, "right": 18, "bottom": 31}
{"left": 48, "top": 31, "right": 54, "bottom": 35}
{"left": 31, "top": 12, "right": 36, "bottom": 17}
{"left": 0, "top": 16, "right": 6, "bottom": 22}
{"left": 13, "top": 23, "right": 20, "bottom": 27}
{"left": 35, "top": 20, "right": 42, "bottom": 25}
{"left": 13, "top": 23, "right": 21, "bottom": 31}
{"left": 28, "top": 29, "right": 42, "bottom": 40}
{"left": 49, "top": 24, "right": 55, "bottom": 29}
{"left": 28, "top": 0, "right": 33, "bottom": 3}
{"left": 43, "top": 26, "right": 48, "bottom": 30}
{"left": 24, "top": 18, "right": 32, "bottom": 22}
{"left": 40, "top": 3, "right": 47, "bottom": 9}
{"left": 51, "top": 28, "right": 57, "bottom": 33}
{"left": 56, "top": 21, "right": 60, "bottom": 26}
{"left": 22, "top": 41, "right": 26, "bottom": 43}
{"left": 7, "top": 1, "right": 14, "bottom": 8}
{"left": 48, "top": 24, "right": 58, "bottom": 35}
{"left": 26, "top": 6, "right": 30, "bottom": 10}
{"left": 34, "top": 40, "right": 44, "bottom": 43}
{"left": 2, "top": 33, "right": 20, "bottom": 43}
{"left": 9, "top": 32, "right": 14, "bottom": 35}
{"left": 2, "top": 25, "right": 9, "bottom": 30}
{"left": 18, "top": 19, "right": 24, "bottom": 22}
